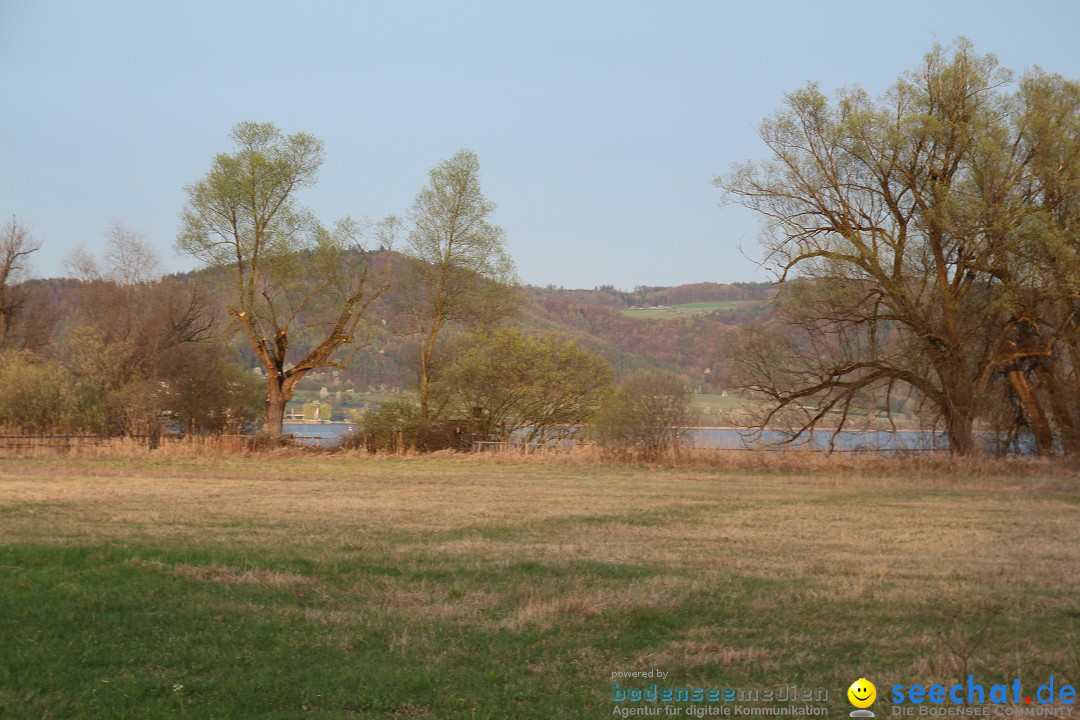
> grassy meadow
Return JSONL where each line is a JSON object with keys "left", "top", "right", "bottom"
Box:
{"left": 619, "top": 300, "right": 746, "bottom": 319}
{"left": 1, "top": 453, "right": 1078, "bottom": 718}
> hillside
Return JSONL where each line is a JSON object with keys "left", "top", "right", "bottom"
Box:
{"left": 23, "top": 252, "right": 776, "bottom": 415}
{"left": 305, "top": 252, "right": 776, "bottom": 393}
{"left": 517, "top": 284, "right": 772, "bottom": 385}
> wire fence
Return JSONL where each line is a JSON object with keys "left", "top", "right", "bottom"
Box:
{"left": 0, "top": 434, "right": 161, "bottom": 451}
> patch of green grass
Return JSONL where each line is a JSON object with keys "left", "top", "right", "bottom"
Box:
{"left": 620, "top": 300, "right": 749, "bottom": 320}
{"left": 690, "top": 392, "right": 746, "bottom": 413}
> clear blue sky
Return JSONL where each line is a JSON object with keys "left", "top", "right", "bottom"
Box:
{"left": 3, "top": 1, "right": 1079, "bottom": 289}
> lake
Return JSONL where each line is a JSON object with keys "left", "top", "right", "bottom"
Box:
{"left": 283, "top": 423, "right": 951, "bottom": 452}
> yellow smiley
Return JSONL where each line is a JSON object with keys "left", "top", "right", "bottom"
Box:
{"left": 848, "top": 678, "right": 876, "bottom": 708}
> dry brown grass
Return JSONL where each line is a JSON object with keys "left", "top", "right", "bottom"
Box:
{"left": 460, "top": 442, "right": 1080, "bottom": 480}
{"left": 0, "top": 433, "right": 361, "bottom": 460}
{"left": 2, "top": 455, "right": 1076, "bottom": 608}
{"left": 7, "top": 433, "right": 1080, "bottom": 481}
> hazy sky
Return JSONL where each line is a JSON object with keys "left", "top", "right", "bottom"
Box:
{"left": 3, "top": 1, "right": 1079, "bottom": 289}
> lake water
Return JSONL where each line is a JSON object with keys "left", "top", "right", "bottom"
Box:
{"left": 283, "top": 423, "right": 357, "bottom": 446}
{"left": 283, "top": 423, "right": 950, "bottom": 452}
{"left": 690, "top": 428, "right": 948, "bottom": 452}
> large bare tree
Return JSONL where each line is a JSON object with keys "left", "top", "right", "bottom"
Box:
{"left": 177, "top": 122, "right": 388, "bottom": 439}
{"left": 717, "top": 40, "right": 1080, "bottom": 455}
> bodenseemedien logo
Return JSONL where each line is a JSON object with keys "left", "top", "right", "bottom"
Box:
{"left": 849, "top": 678, "right": 877, "bottom": 717}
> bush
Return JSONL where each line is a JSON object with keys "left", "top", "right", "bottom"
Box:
{"left": 342, "top": 397, "right": 470, "bottom": 453}
{"left": 156, "top": 344, "right": 264, "bottom": 435}
{"left": 0, "top": 352, "right": 104, "bottom": 434}
{"left": 591, "top": 370, "right": 691, "bottom": 461}
{"left": 442, "top": 329, "right": 612, "bottom": 446}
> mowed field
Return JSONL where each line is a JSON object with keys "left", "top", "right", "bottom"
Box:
{"left": 0, "top": 455, "right": 1078, "bottom": 719}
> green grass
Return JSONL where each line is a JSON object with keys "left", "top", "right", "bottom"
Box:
{"left": 690, "top": 392, "right": 746, "bottom": 415}
{"left": 0, "top": 457, "right": 1078, "bottom": 718}
{"left": 620, "top": 301, "right": 748, "bottom": 320}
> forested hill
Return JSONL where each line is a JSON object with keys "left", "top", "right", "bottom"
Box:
{"left": 24, "top": 252, "right": 775, "bottom": 393}
{"left": 349, "top": 252, "right": 775, "bottom": 390}
{"left": 516, "top": 281, "right": 773, "bottom": 385}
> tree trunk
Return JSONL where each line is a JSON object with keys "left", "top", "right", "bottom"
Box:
{"left": 265, "top": 376, "right": 286, "bottom": 440}
{"left": 1045, "top": 351, "right": 1080, "bottom": 455}
{"left": 1006, "top": 368, "right": 1054, "bottom": 456}
{"left": 945, "top": 410, "right": 975, "bottom": 456}
{"left": 419, "top": 369, "right": 430, "bottom": 421}
{"left": 938, "top": 361, "right": 977, "bottom": 456}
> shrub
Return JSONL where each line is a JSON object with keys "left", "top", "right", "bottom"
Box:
{"left": 591, "top": 370, "right": 691, "bottom": 461}
{"left": 342, "top": 397, "right": 469, "bottom": 453}
{"left": 0, "top": 351, "right": 104, "bottom": 434}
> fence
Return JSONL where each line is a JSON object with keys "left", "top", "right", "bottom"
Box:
{"left": 472, "top": 440, "right": 566, "bottom": 454}
{"left": 0, "top": 433, "right": 352, "bottom": 455}
{"left": 0, "top": 434, "right": 163, "bottom": 451}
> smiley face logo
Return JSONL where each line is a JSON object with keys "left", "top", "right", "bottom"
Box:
{"left": 848, "top": 678, "right": 876, "bottom": 708}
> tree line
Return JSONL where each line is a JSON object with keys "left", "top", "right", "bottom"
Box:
{"left": 0, "top": 217, "right": 263, "bottom": 437}
{"left": 1, "top": 130, "right": 690, "bottom": 459}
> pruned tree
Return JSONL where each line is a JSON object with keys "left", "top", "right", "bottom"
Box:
{"left": 405, "top": 149, "right": 517, "bottom": 423}
{"left": 716, "top": 40, "right": 1080, "bottom": 455}
{"left": 177, "top": 121, "right": 389, "bottom": 439}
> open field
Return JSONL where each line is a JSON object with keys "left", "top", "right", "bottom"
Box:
{"left": 1, "top": 455, "right": 1078, "bottom": 718}
{"left": 620, "top": 301, "right": 749, "bottom": 319}
{"left": 690, "top": 392, "right": 746, "bottom": 414}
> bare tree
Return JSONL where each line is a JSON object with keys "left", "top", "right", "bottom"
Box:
{"left": 0, "top": 217, "right": 43, "bottom": 350}
{"left": 104, "top": 220, "right": 162, "bottom": 285}
{"left": 716, "top": 40, "right": 1080, "bottom": 455}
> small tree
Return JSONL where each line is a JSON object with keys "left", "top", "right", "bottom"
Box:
{"left": 405, "top": 149, "right": 517, "bottom": 423}
{"left": 443, "top": 329, "right": 612, "bottom": 446}
{"left": 177, "top": 122, "right": 388, "bottom": 439}
{"left": 346, "top": 397, "right": 423, "bottom": 453}
{"left": 156, "top": 342, "right": 264, "bottom": 435}
{"left": 592, "top": 370, "right": 691, "bottom": 460}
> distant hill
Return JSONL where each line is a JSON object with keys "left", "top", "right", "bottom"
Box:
{"left": 518, "top": 283, "right": 772, "bottom": 389}
{"left": 26, "top": 252, "right": 777, "bottom": 400}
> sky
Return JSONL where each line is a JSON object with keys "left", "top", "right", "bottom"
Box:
{"left": 2, "top": 1, "right": 1079, "bottom": 290}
